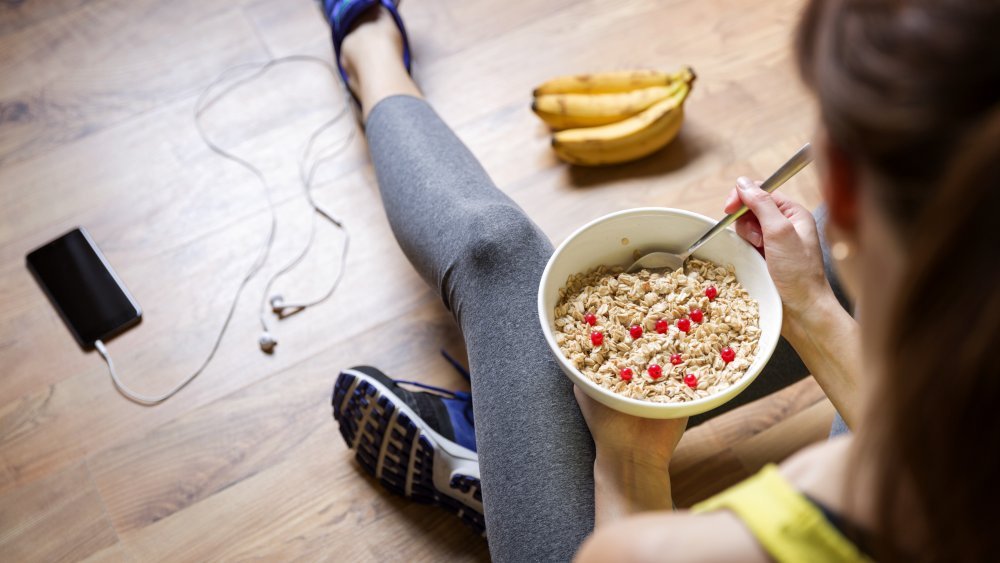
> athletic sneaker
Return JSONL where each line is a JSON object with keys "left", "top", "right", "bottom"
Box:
{"left": 332, "top": 366, "right": 485, "bottom": 533}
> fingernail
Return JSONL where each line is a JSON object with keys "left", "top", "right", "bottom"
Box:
{"left": 737, "top": 177, "right": 756, "bottom": 192}
{"left": 748, "top": 231, "right": 763, "bottom": 247}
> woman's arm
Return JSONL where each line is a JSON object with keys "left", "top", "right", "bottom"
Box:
{"left": 725, "top": 178, "right": 862, "bottom": 427}
{"left": 782, "top": 291, "right": 862, "bottom": 427}
{"left": 578, "top": 439, "right": 852, "bottom": 563}
{"left": 573, "top": 387, "right": 684, "bottom": 526}
{"left": 593, "top": 449, "right": 673, "bottom": 526}
{"left": 573, "top": 179, "right": 864, "bottom": 558}
{"left": 575, "top": 408, "right": 772, "bottom": 563}
{"left": 576, "top": 509, "right": 771, "bottom": 562}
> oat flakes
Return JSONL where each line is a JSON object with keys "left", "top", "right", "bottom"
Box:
{"left": 554, "top": 259, "right": 760, "bottom": 403}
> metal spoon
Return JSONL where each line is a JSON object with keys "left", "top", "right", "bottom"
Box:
{"left": 626, "top": 143, "right": 813, "bottom": 274}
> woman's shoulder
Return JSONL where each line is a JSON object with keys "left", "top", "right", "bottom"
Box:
{"left": 577, "top": 507, "right": 771, "bottom": 563}
{"left": 578, "top": 438, "right": 859, "bottom": 563}
{"left": 781, "top": 435, "right": 852, "bottom": 478}
{"left": 779, "top": 435, "right": 855, "bottom": 507}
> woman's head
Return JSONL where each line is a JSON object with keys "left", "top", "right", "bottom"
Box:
{"left": 797, "top": 0, "right": 1000, "bottom": 234}
{"left": 797, "top": 0, "right": 1000, "bottom": 373}
{"left": 795, "top": 0, "right": 1000, "bottom": 560}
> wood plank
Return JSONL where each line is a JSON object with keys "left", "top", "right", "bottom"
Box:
{"left": 670, "top": 378, "right": 830, "bottom": 506}
{"left": 0, "top": 461, "right": 119, "bottom": 561}
{"left": 731, "top": 399, "right": 835, "bottom": 473}
{"left": 0, "top": 0, "right": 90, "bottom": 37}
{"left": 382, "top": 0, "right": 819, "bottom": 244}
{"left": 119, "top": 428, "right": 488, "bottom": 561}
{"left": 692, "top": 376, "right": 828, "bottom": 447}
{"left": 0, "top": 0, "right": 267, "bottom": 167}
{"left": 0, "top": 163, "right": 439, "bottom": 490}
{"left": 88, "top": 299, "right": 485, "bottom": 560}
{"left": 0, "top": 0, "right": 833, "bottom": 559}
{"left": 80, "top": 543, "right": 133, "bottom": 563}
{"left": 672, "top": 448, "right": 748, "bottom": 509}
{"left": 87, "top": 294, "right": 467, "bottom": 535}
{"left": 243, "top": 0, "right": 585, "bottom": 63}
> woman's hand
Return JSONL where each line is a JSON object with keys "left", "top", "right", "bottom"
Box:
{"left": 575, "top": 386, "right": 687, "bottom": 464}
{"left": 724, "top": 177, "right": 835, "bottom": 320}
{"left": 575, "top": 387, "right": 687, "bottom": 524}
{"left": 725, "top": 178, "right": 863, "bottom": 427}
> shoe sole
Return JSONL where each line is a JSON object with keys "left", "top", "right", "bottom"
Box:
{"left": 333, "top": 369, "right": 486, "bottom": 534}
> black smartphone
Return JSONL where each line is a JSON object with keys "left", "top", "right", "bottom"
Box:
{"left": 26, "top": 227, "right": 142, "bottom": 349}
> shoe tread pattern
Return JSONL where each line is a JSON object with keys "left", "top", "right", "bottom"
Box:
{"left": 333, "top": 372, "right": 485, "bottom": 534}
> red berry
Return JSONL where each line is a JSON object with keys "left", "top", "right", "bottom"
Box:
{"left": 690, "top": 309, "right": 704, "bottom": 323}
{"left": 629, "top": 324, "right": 643, "bottom": 339}
{"left": 620, "top": 367, "right": 633, "bottom": 381}
{"left": 721, "top": 347, "right": 736, "bottom": 363}
{"left": 655, "top": 319, "right": 669, "bottom": 334}
{"left": 584, "top": 313, "right": 597, "bottom": 326}
{"left": 670, "top": 353, "right": 683, "bottom": 365}
{"left": 591, "top": 331, "right": 604, "bottom": 346}
{"left": 677, "top": 318, "right": 691, "bottom": 333}
{"left": 705, "top": 286, "right": 718, "bottom": 300}
{"left": 684, "top": 373, "right": 698, "bottom": 388}
{"left": 648, "top": 364, "right": 663, "bottom": 379}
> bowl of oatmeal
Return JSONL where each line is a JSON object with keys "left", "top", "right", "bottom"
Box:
{"left": 538, "top": 208, "right": 782, "bottom": 419}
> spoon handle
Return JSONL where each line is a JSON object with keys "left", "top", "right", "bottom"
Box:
{"left": 683, "top": 143, "right": 813, "bottom": 258}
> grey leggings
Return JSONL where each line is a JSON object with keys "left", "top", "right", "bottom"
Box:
{"left": 366, "top": 96, "right": 846, "bottom": 562}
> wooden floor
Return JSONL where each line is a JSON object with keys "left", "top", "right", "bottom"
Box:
{"left": 0, "top": 0, "right": 833, "bottom": 560}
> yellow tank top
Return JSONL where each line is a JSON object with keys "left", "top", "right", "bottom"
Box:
{"left": 692, "top": 464, "right": 872, "bottom": 563}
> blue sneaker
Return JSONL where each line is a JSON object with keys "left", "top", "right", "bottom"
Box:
{"left": 332, "top": 366, "right": 484, "bottom": 533}
{"left": 318, "top": 0, "right": 412, "bottom": 105}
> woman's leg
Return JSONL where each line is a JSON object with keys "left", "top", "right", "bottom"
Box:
{"left": 340, "top": 6, "right": 854, "bottom": 555}
{"left": 343, "top": 11, "right": 594, "bottom": 561}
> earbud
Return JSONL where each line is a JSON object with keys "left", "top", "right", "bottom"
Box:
{"left": 258, "top": 331, "right": 278, "bottom": 353}
{"left": 269, "top": 295, "right": 285, "bottom": 314}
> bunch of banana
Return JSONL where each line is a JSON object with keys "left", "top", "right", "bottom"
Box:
{"left": 531, "top": 67, "right": 695, "bottom": 166}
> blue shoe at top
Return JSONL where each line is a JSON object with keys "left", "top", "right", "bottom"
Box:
{"left": 319, "top": 0, "right": 412, "bottom": 96}
{"left": 332, "top": 366, "right": 484, "bottom": 534}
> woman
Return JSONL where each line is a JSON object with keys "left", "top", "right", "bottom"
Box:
{"left": 578, "top": 1, "right": 1000, "bottom": 560}
{"left": 326, "top": 0, "right": 1000, "bottom": 560}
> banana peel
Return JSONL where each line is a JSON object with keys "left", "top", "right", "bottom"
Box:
{"left": 532, "top": 66, "right": 695, "bottom": 166}
{"left": 550, "top": 82, "right": 691, "bottom": 166}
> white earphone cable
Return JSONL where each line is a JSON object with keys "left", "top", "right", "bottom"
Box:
{"left": 258, "top": 117, "right": 355, "bottom": 330}
{"left": 96, "top": 55, "right": 353, "bottom": 405}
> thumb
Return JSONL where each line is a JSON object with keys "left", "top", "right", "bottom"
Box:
{"left": 735, "top": 176, "right": 789, "bottom": 233}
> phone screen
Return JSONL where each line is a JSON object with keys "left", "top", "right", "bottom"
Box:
{"left": 26, "top": 227, "right": 142, "bottom": 348}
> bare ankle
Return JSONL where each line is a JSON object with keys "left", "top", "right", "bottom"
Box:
{"left": 340, "top": 6, "right": 404, "bottom": 76}
{"left": 335, "top": 5, "right": 419, "bottom": 119}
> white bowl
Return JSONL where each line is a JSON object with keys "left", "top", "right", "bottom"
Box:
{"left": 538, "top": 208, "right": 782, "bottom": 419}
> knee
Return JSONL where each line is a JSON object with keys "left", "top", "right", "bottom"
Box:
{"left": 460, "top": 204, "right": 549, "bottom": 272}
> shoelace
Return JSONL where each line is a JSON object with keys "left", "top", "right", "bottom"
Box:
{"left": 394, "top": 350, "right": 472, "bottom": 401}
{"left": 440, "top": 348, "right": 471, "bottom": 380}
{"left": 393, "top": 379, "right": 471, "bottom": 401}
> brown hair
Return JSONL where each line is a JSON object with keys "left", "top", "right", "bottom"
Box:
{"left": 796, "top": 0, "right": 1000, "bottom": 561}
